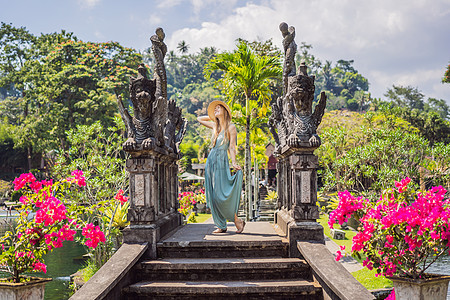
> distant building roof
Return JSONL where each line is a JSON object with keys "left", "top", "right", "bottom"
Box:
{"left": 179, "top": 172, "right": 205, "bottom": 181}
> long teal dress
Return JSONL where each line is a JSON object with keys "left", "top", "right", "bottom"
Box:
{"left": 205, "top": 131, "right": 243, "bottom": 230}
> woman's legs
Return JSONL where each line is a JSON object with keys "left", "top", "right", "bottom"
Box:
{"left": 234, "top": 214, "right": 245, "bottom": 233}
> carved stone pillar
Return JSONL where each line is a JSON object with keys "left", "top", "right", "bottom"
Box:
{"left": 126, "top": 158, "right": 156, "bottom": 223}
{"left": 275, "top": 148, "right": 324, "bottom": 258}
{"left": 288, "top": 153, "right": 319, "bottom": 221}
{"left": 123, "top": 150, "right": 182, "bottom": 258}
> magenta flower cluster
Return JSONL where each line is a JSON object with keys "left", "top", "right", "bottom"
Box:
{"left": 178, "top": 189, "right": 205, "bottom": 216}
{"left": 82, "top": 223, "right": 106, "bottom": 248}
{"left": 329, "top": 178, "right": 450, "bottom": 279}
{"left": 114, "top": 189, "right": 129, "bottom": 205}
{"left": 1, "top": 171, "right": 106, "bottom": 282}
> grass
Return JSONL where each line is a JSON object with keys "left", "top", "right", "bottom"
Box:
{"left": 318, "top": 213, "right": 393, "bottom": 290}
{"left": 186, "top": 213, "right": 211, "bottom": 224}
{"left": 195, "top": 213, "right": 211, "bottom": 223}
{"left": 318, "top": 214, "right": 357, "bottom": 251}
{"left": 81, "top": 260, "right": 100, "bottom": 282}
{"left": 352, "top": 268, "right": 393, "bottom": 290}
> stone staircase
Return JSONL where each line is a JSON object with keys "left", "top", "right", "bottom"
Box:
{"left": 258, "top": 198, "right": 277, "bottom": 221}
{"left": 122, "top": 222, "right": 323, "bottom": 299}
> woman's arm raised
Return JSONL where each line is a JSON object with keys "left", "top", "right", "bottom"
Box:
{"left": 197, "top": 115, "right": 214, "bottom": 129}
{"left": 228, "top": 124, "right": 241, "bottom": 170}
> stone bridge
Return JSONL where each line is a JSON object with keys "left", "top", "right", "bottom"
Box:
{"left": 70, "top": 24, "right": 376, "bottom": 300}
{"left": 70, "top": 219, "right": 374, "bottom": 299}
{"left": 70, "top": 148, "right": 374, "bottom": 299}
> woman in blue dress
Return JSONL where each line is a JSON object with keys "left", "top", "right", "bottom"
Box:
{"left": 197, "top": 100, "right": 245, "bottom": 234}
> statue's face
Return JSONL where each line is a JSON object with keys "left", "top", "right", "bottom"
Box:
{"left": 135, "top": 81, "right": 144, "bottom": 93}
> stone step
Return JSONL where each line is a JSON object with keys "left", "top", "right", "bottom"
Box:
{"left": 137, "top": 257, "right": 311, "bottom": 281}
{"left": 156, "top": 223, "right": 288, "bottom": 258}
{"left": 123, "top": 279, "right": 323, "bottom": 299}
{"left": 157, "top": 240, "right": 289, "bottom": 258}
{"left": 258, "top": 216, "right": 275, "bottom": 222}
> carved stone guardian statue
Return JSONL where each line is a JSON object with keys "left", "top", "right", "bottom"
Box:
{"left": 270, "top": 22, "right": 327, "bottom": 257}
{"left": 117, "top": 27, "right": 186, "bottom": 156}
{"left": 117, "top": 28, "right": 186, "bottom": 256}
{"left": 269, "top": 23, "right": 327, "bottom": 154}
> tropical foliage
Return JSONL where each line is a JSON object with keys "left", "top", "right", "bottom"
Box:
{"left": 329, "top": 178, "right": 450, "bottom": 279}
{"left": 0, "top": 22, "right": 140, "bottom": 170}
{"left": 0, "top": 171, "right": 105, "bottom": 283}
{"left": 205, "top": 40, "right": 282, "bottom": 220}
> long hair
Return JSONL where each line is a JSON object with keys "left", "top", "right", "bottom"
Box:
{"left": 211, "top": 105, "right": 231, "bottom": 147}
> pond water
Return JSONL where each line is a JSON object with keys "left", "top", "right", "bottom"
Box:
{"left": 42, "top": 241, "right": 86, "bottom": 300}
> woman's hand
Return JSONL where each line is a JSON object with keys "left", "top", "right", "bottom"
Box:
{"left": 232, "top": 162, "right": 242, "bottom": 170}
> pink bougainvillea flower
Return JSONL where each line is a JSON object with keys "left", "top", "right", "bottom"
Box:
{"left": 335, "top": 250, "right": 343, "bottom": 261}
{"left": 19, "top": 196, "right": 29, "bottom": 205}
{"left": 67, "top": 170, "right": 86, "bottom": 187}
{"left": 32, "top": 261, "right": 47, "bottom": 273}
{"left": 82, "top": 223, "right": 106, "bottom": 248}
{"left": 394, "top": 177, "right": 411, "bottom": 193}
{"left": 385, "top": 289, "right": 395, "bottom": 300}
{"left": 29, "top": 181, "right": 43, "bottom": 193}
{"left": 114, "top": 189, "right": 128, "bottom": 205}
{"left": 328, "top": 190, "right": 366, "bottom": 229}
{"left": 13, "top": 173, "right": 36, "bottom": 190}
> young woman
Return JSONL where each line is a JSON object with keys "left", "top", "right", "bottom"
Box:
{"left": 197, "top": 100, "right": 246, "bottom": 234}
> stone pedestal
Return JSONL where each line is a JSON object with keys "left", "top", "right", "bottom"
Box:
{"left": 123, "top": 149, "right": 183, "bottom": 258}
{"left": 275, "top": 147, "right": 324, "bottom": 257}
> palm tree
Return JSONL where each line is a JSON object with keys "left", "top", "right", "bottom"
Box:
{"left": 204, "top": 40, "right": 282, "bottom": 220}
{"left": 177, "top": 40, "right": 189, "bottom": 54}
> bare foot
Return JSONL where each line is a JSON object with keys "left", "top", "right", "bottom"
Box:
{"left": 236, "top": 220, "right": 246, "bottom": 234}
{"left": 212, "top": 228, "right": 227, "bottom": 234}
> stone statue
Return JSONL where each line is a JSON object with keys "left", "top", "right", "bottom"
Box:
{"left": 164, "top": 99, "right": 187, "bottom": 153}
{"left": 280, "top": 22, "right": 297, "bottom": 95}
{"left": 118, "top": 63, "right": 158, "bottom": 150}
{"left": 269, "top": 22, "right": 327, "bottom": 153}
{"left": 285, "top": 62, "right": 326, "bottom": 148}
{"left": 117, "top": 27, "right": 186, "bottom": 155}
{"left": 151, "top": 27, "right": 168, "bottom": 145}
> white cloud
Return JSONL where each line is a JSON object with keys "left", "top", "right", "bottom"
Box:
{"left": 368, "top": 68, "right": 448, "bottom": 99}
{"left": 167, "top": 4, "right": 278, "bottom": 52}
{"left": 77, "top": 0, "right": 101, "bottom": 9}
{"left": 165, "top": 0, "right": 450, "bottom": 103}
{"left": 148, "top": 13, "right": 162, "bottom": 26}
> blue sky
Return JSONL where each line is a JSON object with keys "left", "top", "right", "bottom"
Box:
{"left": 2, "top": 0, "right": 450, "bottom": 104}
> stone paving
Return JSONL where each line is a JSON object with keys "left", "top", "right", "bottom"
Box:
{"left": 161, "top": 221, "right": 285, "bottom": 243}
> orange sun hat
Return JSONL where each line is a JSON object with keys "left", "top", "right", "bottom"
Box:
{"left": 207, "top": 100, "right": 232, "bottom": 121}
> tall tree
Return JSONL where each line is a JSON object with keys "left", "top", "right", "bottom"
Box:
{"left": 204, "top": 40, "right": 281, "bottom": 220}
{"left": 443, "top": 63, "right": 450, "bottom": 83}
{"left": 0, "top": 24, "right": 142, "bottom": 170}
{"left": 177, "top": 40, "right": 189, "bottom": 54}
{"left": 384, "top": 85, "right": 425, "bottom": 110}
{"left": 0, "top": 23, "right": 37, "bottom": 168}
